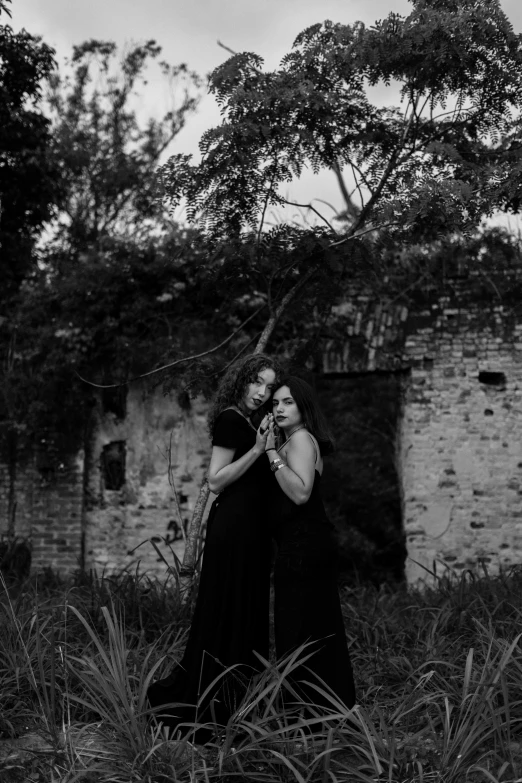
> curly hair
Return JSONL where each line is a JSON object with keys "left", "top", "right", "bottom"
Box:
{"left": 208, "top": 353, "right": 283, "bottom": 437}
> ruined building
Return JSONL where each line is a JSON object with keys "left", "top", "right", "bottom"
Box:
{"left": 2, "top": 263, "right": 522, "bottom": 583}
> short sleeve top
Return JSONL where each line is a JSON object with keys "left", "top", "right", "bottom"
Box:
{"left": 212, "top": 409, "right": 254, "bottom": 453}
{"left": 211, "top": 408, "right": 272, "bottom": 498}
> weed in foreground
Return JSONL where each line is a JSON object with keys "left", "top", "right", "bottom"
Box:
{"left": 1, "top": 566, "right": 522, "bottom": 781}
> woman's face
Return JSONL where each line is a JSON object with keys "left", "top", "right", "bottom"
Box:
{"left": 241, "top": 367, "right": 276, "bottom": 413}
{"left": 273, "top": 385, "right": 303, "bottom": 431}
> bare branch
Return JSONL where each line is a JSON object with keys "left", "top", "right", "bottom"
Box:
{"left": 281, "top": 198, "right": 338, "bottom": 234}
{"left": 217, "top": 40, "right": 264, "bottom": 76}
{"left": 182, "top": 331, "right": 260, "bottom": 392}
{"left": 332, "top": 159, "right": 359, "bottom": 220}
{"left": 76, "top": 304, "right": 266, "bottom": 389}
{"left": 330, "top": 222, "right": 399, "bottom": 247}
{"left": 256, "top": 162, "right": 279, "bottom": 248}
{"left": 313, "top": 198, "right": 340, "bottom": 214}
{"left": 349, "top": 161, "right": 366, "bottom": 214}
{"left": 347, "top": 158, "right": 374, "bottom": 196}
{"left": 255, "top": 262, "right": 321, "bottom": 353}
{"left": 165, "top": 431, "right": 186, "bottom": 544}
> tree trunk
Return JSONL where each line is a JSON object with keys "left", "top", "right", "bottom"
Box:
{"left": 181, "top": 478, "right": 210, "bottom": 571}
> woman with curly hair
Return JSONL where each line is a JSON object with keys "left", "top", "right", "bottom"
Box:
{"left": 148, "top": 353, "right": 282, "bottom": 741}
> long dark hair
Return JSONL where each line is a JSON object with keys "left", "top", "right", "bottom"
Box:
{"left": 208, "top": 353, "right": 283, "bottom": 437}
{"left": 274, "top": 375, "right": 334, "bottom": 455}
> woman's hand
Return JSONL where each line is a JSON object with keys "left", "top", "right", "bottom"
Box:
{"left": 254, "top": 414, "right": 270, "bottom": 454}
{"left": 265, "top": 417, "right": 278, "bottom": 452}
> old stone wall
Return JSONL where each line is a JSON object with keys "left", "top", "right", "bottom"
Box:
{"left": 0, "top": 384, "right": 211, "bottom": 579}
{"left": 4, "top": 266, "right": 522, "bottom": 583}
{"left": 0, "top": 453, "right": 83, "bottom": 573}
{"left": 320, "top": 272, "right": 522, "bottom": 583}
{"left": 83, "top": 383, "right": 211, "bottom": 579}
{"left": 400, "top": 302, "right": 522, "bottom": 582}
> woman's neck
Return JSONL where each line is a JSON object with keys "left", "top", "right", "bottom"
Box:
{"left": 282, "top": 423, "right": 305, "bottom": 438}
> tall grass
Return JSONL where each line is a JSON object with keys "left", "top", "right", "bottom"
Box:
{"left": 1, "top": 565, "right": 522, "bottom": 782}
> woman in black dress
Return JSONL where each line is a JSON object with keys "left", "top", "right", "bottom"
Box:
{"left": 147, "top": 353, "right": 281, "bottom": 739}
{"left": 265, "top": 376, "right": 356, "bottom": 713}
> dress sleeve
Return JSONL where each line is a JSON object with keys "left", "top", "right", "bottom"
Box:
{"left": 212, "top": 409, "right": 248, "bottom": 449}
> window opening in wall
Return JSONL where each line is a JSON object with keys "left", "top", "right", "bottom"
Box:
{"left": 102, "top": 387, "right": 127, "bottom": 419}
{"left": 102, "top": 441, "right": 126, "bottom": 490}
{"left": 478, "top": 371, "right": 506, "bottom": 388}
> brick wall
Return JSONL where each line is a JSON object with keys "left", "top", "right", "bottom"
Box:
{"left": 399, "top": 302, "right": 522, "bottom": 582}
{"left": 83, "top": 384, "right": 211, "bottom": 579}
{"left": 0, "top": 451, "right": 83, "bottom": 573}
{"left": 0, "top": 385, "right": 212, "bottom": 579}
{"left": 4, "top": 269, "right": 522, "bottom": 584}
{"left": 321, "top": 275, "right": 522, "bottom": 583}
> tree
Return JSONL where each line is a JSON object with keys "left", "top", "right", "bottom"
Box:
{"left": 0, "top": 0, "right": 63, "bottom": 537}
{"left": 43, "top": 39, "right": 201, "bottom": 259}
{"left": 161, "top": 0, "right": 522, "bottom": 240}
{"left": 157, "top": 0, "right": 522, "bottom": 581}
{"left": 13, "top": 36, "right": 203, "bottom": 437}
{"left": 0, "top": 32, "right": 202, "bottom": 540}
{"left": 0, "top": 0, "right": 61, "bottom": 298}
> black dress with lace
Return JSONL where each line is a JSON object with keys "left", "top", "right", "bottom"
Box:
{"left": 273, "top": 470, "right": 356, "bottom": 711}
{"left": 147, "top": 409, "right": 273, "bottom": 738}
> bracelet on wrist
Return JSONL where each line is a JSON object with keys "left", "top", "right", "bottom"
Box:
{"left": 270, "top": 458, "right": 286, "bottom": 473}
{"left": 265, "top": 447, "right": 277, "bottom": 453}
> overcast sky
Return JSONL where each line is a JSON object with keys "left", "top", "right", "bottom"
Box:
{"left": 9, "top": 0, "right": 522, "bottom": 230}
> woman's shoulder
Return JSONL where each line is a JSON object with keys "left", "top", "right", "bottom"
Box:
{"left": 212, "top": 408, "right": 252, "bottom": 448}
{"left": 285, "top": 428, "right": 320, "bottom": 456}
{"left": 216, "top": 408, "right": 249, "bottom": 426}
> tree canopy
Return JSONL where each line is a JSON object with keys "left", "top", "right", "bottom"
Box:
{"left": 0, "top": 30, "right": 203, "bottom": 459}
{"left": 160, "top": 0, "right": 522, "bottom": 244}
{"left": 0, "top": 0, "right": 61, "bottom": 297}
{"left": 44, "top": 39, "right": 201, "bottom": 257}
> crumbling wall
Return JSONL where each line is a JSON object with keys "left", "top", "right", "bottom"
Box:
{"left": 83, "top": 384, "right": 211, "bottom": 578}
{"left": 4, "top": 267, "right": 522, "bottom": 583}
{"left": 0, "top": 451, "right": 83, "bottom": 573}
{"left": 400, "top": 301, "right": 522, "bottom": 582}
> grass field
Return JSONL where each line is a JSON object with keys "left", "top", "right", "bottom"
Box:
{"left": 1, "top": 563, "right": 521, "bottom": 782}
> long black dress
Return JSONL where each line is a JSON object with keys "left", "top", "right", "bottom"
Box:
{"left": 147, "top": 409, "right": 273, "bottom": 738}
{"left": 273, "top": 469, "right": 356, "bottom": 713}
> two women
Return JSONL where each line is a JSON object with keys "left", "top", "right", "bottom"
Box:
{"left": 147, "top": 356, "right": 355, "bottom": 737}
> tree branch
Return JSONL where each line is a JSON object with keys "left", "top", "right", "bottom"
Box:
{"left": 332, "top": 159, "right": 359, "bottom": 220}
{"left": 280, "top": 198, "right": 338, "bottom": 234}
{"left": 76, "top": 304, "right": 266, "bottom": 389}
{"left": 217, "top": 40, "right": 264, "bottom": 75}
{"left": 329, "top": 221, "right": 399, "bottom": 247}
{"left": 255, "top": 262, "right": 321, "bottom": 353}
{"left": 182, "top": 331, "right": 260, "bottom": 392}
{"left": 256, "top": 161, "right": 279, "bottom": 248}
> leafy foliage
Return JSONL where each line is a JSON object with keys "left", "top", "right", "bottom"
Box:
{"left": 0, "top": 0, "right": 61, "bottom": 298}
{"left": 0, "top": 228, "right": 225, "bottom": 458}
{"left": 159, "top": 0, "right": 522, "bottom": 244}
{"left": 0, "top": 34, "right": 203, "bottom": 462}
{"left": 2, "top": 567, "right": 522, "bottom": 781}
{"left": 44, "top": 39, "right": 202, "bottom": 253}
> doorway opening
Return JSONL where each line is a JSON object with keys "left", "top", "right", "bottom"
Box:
{"left": 317, "top": 370, "right": 408, "bottom": 586}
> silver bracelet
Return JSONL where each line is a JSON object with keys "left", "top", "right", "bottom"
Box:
{"left": 270, "top": 458, "right": 285, "bottom": 473}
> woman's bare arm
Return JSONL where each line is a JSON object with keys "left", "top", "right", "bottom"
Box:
{"left": 208, "top": 417, "right": 269, "bottom": 493}
{"left": 270, "top": 428, "right": 317, "bottom": 505}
